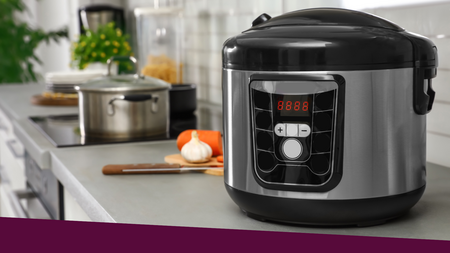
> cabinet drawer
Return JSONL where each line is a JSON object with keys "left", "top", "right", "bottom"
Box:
{"left": 0, "top": 185, "right": 16, "bottom": 217}
{"left": 0, "top": 108, "right": 13, "bottom": 137}
{"left": 0, "top": 139, "right": 25, "bottom": 190}
{"left": 0, "top": 184, "right": 28, "bottom": 218}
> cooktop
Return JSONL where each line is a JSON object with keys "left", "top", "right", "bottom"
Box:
{"left": 28, "top": 113, "right": 198, "bottom": 147}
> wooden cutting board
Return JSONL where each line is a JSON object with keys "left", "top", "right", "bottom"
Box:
{"left": 164, "top": 154, "right": 224, "bottom": 176}
{"left": 31, "top": 94, "right": 78, "bottom": 106}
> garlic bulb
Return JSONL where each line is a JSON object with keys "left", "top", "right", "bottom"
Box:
{"left": 181, "top": 131, "right": 212, "bottom": 163}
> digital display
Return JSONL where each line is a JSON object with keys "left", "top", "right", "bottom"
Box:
{"left": 272, "top": 94, "right": 312, "bottom": 117}
{"left": 277, "top": 100, "right": 309, "bottom": 111}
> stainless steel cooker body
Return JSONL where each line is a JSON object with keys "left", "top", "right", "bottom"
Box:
{"left": 223, "top": 68, "right": 426, "bottom": 200}
{"left": 78, "top": 88, "right": 169, "bottom": 139}
{"left": 222, "top": 8, "right": 437, "bottom": 225}
{"left": 223, "top": 68, "right": 430, "bottom": 225}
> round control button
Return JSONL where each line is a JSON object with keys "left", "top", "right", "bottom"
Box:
{"left": 282, "top": 138, "right": 303, "bottom": 160}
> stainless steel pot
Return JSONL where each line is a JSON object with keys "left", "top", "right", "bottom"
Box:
{"left": 75, "top": 57, "right": 170, "bottom": 139}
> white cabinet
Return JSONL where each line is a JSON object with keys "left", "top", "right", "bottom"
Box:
{"left": 0, "top": 107, "right": 92, "bottom": 221}
{"left": 0, "top": 185, "right": 16, "bottom": 217}
{"left": 0, "top": 108, "right": 26, "bottom": 218}
{"left": 64, "top": 188, "right": 91, "bottom": 221}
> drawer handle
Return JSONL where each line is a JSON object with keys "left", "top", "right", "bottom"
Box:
{"left": 4, "top": 183, "right": 33, "bottom": 218}
{"left": 6, "top": 140, "right": 24, "bottom": 158}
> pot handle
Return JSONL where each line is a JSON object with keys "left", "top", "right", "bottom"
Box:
{"left": 106, "top": 56, "right": 140, "bottom": 79}
{"left": 108, "top": 94, "right": 159, "bottom": 116}
{"left": 413, "top": 67, "right": 436, "bottom": 115}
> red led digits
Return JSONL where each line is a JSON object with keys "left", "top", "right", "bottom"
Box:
{"left": 302, "top": 101, "right": 308, "bottom": 111}
{"left": 286, "top": 101, "right": 292, "bottom": 110}
{"left": 277, "top": 100, "right": 309, "bottom": 111}
{"left": 294, "top": 101, "right": 300, "bottom": 111}
{"left": 278, "top": 101, "right": 283, "bottom": 110}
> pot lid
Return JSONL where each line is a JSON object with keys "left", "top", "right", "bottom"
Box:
{"left": 75, "top": 74, "right": 170, "bottom": 92}
{"left": 223, "top": 8, "right": 438, "bottom": 72}
{"left": 75, "top": 56, "right": 170, "bottom": 92}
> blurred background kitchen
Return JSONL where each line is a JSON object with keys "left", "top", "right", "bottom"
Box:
{"left": 2, "top": 0, "right": 450, "bottom": 167}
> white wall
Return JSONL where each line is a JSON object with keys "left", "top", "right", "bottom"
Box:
{"left": 24, "top": 0, "right": 450, "bottom": 167}
{"left": 16, "top": 0, "right": 71, "bottom": 78}
{"left": 125, "top": 0, "right": 450, "bottom": 167}
{"left": 35, "top": 0, "right": 71, "bottom": 75}
{"left": 19, "top": 0, "right": 125, "bottom": 78}
{"left": 361, "top": 2, "right": 450, "bottom": 167}
{"left": 125, "top": 0, "right": 343, "bottom": 105}
{"left": 343, "top": 0, "right": 448, "bottom": 9}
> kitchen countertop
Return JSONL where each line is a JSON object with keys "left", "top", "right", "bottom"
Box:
{"left": 1, "top": 83, "right": 450, "bottom": 240}
{"left": 0, "top": 84, "right": 78, "bottom": 121}
{"left": 50, "top": 141, "right": 450, "bottom": 240}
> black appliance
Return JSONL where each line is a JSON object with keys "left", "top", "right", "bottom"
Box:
{"left": 28, "top": 114, "right": 197, "bottom": 148}
{"left": 222, "top": 8, "right": 438, "bottom": 226}
{"left": 78, "top": 4, "right": 125, "bottom": 34}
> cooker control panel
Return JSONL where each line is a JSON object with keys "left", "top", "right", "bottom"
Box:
{"left": 250, "top": 77, "right": 342, "bottom": 191}
{"left": 274, "top": 123, "right": 311, "bottom": 137}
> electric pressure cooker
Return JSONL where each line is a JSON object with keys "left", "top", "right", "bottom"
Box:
{"left": 222, "top": 8, "right": 438, "bottom": 226}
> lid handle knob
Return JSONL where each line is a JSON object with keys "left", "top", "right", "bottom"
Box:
{"left": 252, "top": 13, "right": 271, "bottom": 27}
{"left": 106, "top": 56, "right": 140, "bottom": 79}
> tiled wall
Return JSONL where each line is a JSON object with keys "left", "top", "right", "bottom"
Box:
{"left": 124, "top": 0, "right": 450, "bottom": 167}
{"left": 19, "top": 0, "right": 72, "bottom": 75}
{"left": 47, "top": 0, "right": 450, "bottom": 167}
{"left": 363, "top": 2, "right": 450, "bottom": 167}
{"left": 124, "top": 0, "right": 342, "bottom": 105}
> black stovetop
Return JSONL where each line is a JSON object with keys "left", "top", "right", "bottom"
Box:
{"left": 28, "top": 113, "right": 198, "bottom": 147}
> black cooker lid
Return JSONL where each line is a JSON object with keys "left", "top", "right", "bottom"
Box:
{"left": 222, "top": 8, "right": 437, "bottom": 71}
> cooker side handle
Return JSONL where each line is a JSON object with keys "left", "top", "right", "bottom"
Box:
{"left": 413, "top": 67, "right": 436, "bottom": 115}
{"left": 407, "top": 33, "right": 438, "bottom": 115}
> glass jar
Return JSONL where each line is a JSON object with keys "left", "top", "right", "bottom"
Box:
{"left": 134, "top": 7, "right": 183, "bottom": 84}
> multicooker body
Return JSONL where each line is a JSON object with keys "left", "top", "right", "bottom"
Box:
{"left": 222, "top": 8, "right": 438, "bottom": 226}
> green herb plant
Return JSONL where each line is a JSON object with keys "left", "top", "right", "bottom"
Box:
{"left": 0, "top": 0, "right": 68, "bottom": 84}
{"left": 71, "top": 22, "right": 133, "bottom": 71}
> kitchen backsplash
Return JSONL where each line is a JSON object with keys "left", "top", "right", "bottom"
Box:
{"left": 124, "top": 0, "right": 342, "bottom": 105}
{"left": 361, "top": 2, "right": 450, "bottom": 169}
{"left": 36, "top": 0, "right": 450, "bottom": 168}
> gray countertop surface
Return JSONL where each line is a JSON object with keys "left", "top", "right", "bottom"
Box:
{"left": 1, "top": 84, "right": 450, "bottom": 241}
{"left": 0, "top": 84, "right": 78, "bottom": 121}
{"left": 50, "top": 141, "right": 450, "bottom": 240}
{"left": 0, "top": 84, "right": 78, "bottom": 169}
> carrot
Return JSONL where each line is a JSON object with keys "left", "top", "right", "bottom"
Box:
{"left": 177, "top": 130, "right": 223, "bottom": 156}
{"left": 217, "top": 155, "right": 223, "bottom": 163}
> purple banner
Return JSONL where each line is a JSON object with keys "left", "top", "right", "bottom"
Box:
{"left": 0, "top": 218, "right": 448, "bottom": 252}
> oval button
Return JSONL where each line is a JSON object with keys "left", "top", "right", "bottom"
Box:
{"left": 282, "top": 138, "right": 302, "bottom": 160}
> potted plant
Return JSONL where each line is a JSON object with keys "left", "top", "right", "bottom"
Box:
{"left": 0, "top": 0, "right": 68, "bottom": 84}
{"left": 71, "top": 22, "right": 134, "bottom": 74}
